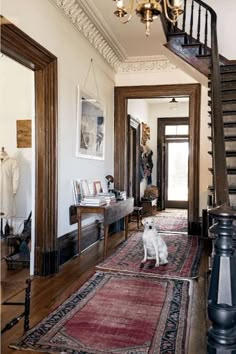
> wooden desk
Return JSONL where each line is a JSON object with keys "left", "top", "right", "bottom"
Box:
{"left": 76, "top": 197, "right": 134, "bottom": 259}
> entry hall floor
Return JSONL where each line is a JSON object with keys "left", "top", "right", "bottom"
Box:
{"left": 1, "top": 223, "right": 210, "bottom": 354}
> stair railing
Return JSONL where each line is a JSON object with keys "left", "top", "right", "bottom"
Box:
{"left": 164, "top": 0, "right": 229, "bottom": 206}
{"left": 163, "top": 2, "right": 236, "bottom": 353}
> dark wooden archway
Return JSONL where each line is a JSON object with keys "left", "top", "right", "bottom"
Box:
{"left": 114, "top": 84, "right": 201, "bottom": 234}
{"left": 1, "top": 16, "right": 58, "bottom": 275}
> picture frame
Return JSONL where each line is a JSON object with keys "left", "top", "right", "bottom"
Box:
{"left": 93, "top": 180, "right": 102, "bottom": 195}
{"left": 72, "top": 179, "right": 82, "bottom": 204}
{"left": 76, "top": 86, "right": 105, "bottom": 160}
{"left": 80, "top": 179, "right": 90, "bottom": 198}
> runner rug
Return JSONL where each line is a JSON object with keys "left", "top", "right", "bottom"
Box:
{"left": 153, "top": 209, "right": 188, "bottom": 233}
{"left": 11, "top": 271, "right": 191, "bottom": 354}
{"left": 97, "top": 232, "right": 201, "bottom": 279}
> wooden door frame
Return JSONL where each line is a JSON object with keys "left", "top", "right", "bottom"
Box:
{"left": 114, "top": 84, "right": 201, "bottom": 234}
{"left": 127, "top": 115, "right": 140, "bottom": 205}
{"left": 1, "top": 16, "right": 58, "bottom": 275}
{"left": 158, "top": 117, "right": 189, "bottom": 210}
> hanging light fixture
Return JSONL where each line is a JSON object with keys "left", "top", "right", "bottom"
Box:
{"left": 112, "top": 0, "right": 184, "bottom": 37}
{"left": 169, "top": 97, "right": 178, "bottom": 110}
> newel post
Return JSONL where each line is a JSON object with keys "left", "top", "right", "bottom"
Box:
{"left": 207, "top": 205, "right": 236, "bottom": 353}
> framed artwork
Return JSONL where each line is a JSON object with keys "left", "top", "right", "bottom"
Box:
{"left": 93, "top": 180, "right": 102, "bottom": 195}
{"left": 72, "top": 180, "right": 82, "bottom": 204}
{"left": 16, "top": 119, "right": 32, "bottom": 148}
{"left": 76, "top": 86, "right": 105, "bottom": 160}
{"left": 80, "top": 179, "right": 90, "bottom": 198}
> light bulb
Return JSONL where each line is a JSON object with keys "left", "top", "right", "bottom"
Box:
{"left": 117, "top": 0, "right": 124, "bottom": 8}
{"left": 173, "top": 0, "right": 183, "bottom": 7}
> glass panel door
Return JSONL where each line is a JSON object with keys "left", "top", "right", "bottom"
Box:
{"left": 165, "top": 141, "right": 189, "bottom": 208}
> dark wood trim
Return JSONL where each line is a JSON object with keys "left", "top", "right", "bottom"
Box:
{"left": 1, "top": 16, "right": 58, "bottom": 275}
{"left": 114, "top": 84, "right": 201, "bottom": 234}
{"left": 128, "top": 115, "right": 140, "bottom": 205}
{"left": 157, "top": 117, "right": 189, "bottom": 210}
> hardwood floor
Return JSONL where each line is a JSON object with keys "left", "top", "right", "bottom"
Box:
{"left": 1, "top": 223, "right": 210, "bottom": 354}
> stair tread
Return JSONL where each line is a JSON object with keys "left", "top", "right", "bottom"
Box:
{"left": 209, "top": 167, "right": 236, "bottom": 174}
{"left": 208, "top": 135, "right": 236, "bottom": 140}
{"left": 208, "top": 185, "right": 236, "bottom": 193}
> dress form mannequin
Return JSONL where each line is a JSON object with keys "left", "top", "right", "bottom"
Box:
{"left": 0, "top": 147, "right": 20, "bottom": 235}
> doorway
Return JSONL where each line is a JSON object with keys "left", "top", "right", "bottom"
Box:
{"left": 1, "top": 16, "right": 58, "bottom": 276}
{"left": 158, "top": 118, "right": 189, "bottom": 209}
{"left": 114, "top": 84, "right": 201, "bottom": 234}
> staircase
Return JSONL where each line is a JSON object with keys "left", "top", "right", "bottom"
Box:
{"left": 163, "top": 0, "right": 236, "bottom": 208}
{"left": 208, "top": 64, "right": 236, "bottom": 206}
{"left": 163, "top": 2, "right": 236, "bottom": 351}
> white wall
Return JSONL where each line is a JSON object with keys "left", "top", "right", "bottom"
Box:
{"left": 0, "top": 55, "right": 34, "bottom": 232}
{"left": 204, "top": 0, "right": 236, "bottom": 60}
{"left": 147, "top": 100, "right": 189, "bottom": 186}
{"left": 1, "top": 0, "right": 116, "bottom": 237}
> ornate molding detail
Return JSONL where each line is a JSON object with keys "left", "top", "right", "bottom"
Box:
{"left": 50, "top": 0, "right": 123, "bottom": 70}
{"left": 117, "top": 56, "right": 178, "bottom": 73}
{"left": 49, "top": 1, "right": 178, "bottom": 74}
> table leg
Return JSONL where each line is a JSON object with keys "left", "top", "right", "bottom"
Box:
{"left": 125, "top": 215, "right": 129, "bottom": 240}
{"left": 103, "top": 225, "right": 109, "bottom": 259}
{"left": 77, "top": 212, "right": 82, "bottom": 255}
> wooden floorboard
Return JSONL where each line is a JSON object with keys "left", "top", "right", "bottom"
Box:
{"left": 1, "top": 223, "right": 210, "bottom": 354}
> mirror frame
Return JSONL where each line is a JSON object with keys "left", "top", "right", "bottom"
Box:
{"left": 1, "top": 16, "right": 58, "bottom": 275}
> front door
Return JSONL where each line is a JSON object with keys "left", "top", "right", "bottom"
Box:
{"left": 165, "top": 139, "right": 188, "bottom": 208}
{"left": 158, "top": 118, "right": 189, "bottom": 209}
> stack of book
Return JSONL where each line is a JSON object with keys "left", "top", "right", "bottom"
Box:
{"left": 80, "top": 196, "right": 107, "bottom": 206}
{"left": 97, "top": 192, "right": 116, "bottom": 204}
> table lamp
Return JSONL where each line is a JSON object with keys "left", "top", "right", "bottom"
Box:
{"left": 105, "top": 175, "right": 114, "bottom": 192}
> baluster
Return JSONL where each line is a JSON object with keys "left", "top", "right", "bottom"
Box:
{"left": 189, "top": 0, "right": 194, "bottom": 44}
{"left": 204, "top": 9, "right": 209, "bottom": 55}
{"left": 197, "top": 4, "right": 202, "bottom": 55}
{"left": 207, "top": 205, "right": 236, "bottom": 353}
{"left": 182, "top": 0, "right": 187, "bottom": 33}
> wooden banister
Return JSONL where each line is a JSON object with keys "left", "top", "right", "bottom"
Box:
{"left": 163, "top": 0, "right": 229, "bottom": 206}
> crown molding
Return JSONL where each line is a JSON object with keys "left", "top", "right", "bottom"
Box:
{"left": 49, "top": 0, "right": 123, "bottom": 70}
{"left": 49, "top": 1, "right": 179, "bottom": 74}
{"left": 117, "top": 55, "right": 178, "bottom": 73}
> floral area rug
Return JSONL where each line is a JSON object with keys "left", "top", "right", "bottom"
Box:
{"left": 11, "top": 271, "right": 191, "bottom": 354}
{"left": 97, "top": 232, "right": 202, "bottom": 279}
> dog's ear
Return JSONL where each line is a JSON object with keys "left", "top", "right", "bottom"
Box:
{"left": 141, "top": 218, "right": 146, "bottom": 225}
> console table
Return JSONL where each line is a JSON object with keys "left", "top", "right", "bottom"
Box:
{"left": 76, "top": 197, "right": 134, "bottom": 259}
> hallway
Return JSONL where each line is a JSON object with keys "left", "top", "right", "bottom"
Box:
{"left": 1, "top": 220, "right": 210, "bottom": 354}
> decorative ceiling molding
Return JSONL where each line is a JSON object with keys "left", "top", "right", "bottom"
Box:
{"left": 117, "top": 55, "right": 178, "bottom": 73}
{"left": 50, "top": 0, "right": 124, "bottom": 70}
{"left": 49, "top": 1, "right": 178, "bottom": 74}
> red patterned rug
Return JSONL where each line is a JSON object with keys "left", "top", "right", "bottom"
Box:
{"left": 153, "top": 209, "right": 188, "bottom": 233}
{"left": 11, "top": 272, "right": 191, "bottom": 354}
{"left": 97, "top": 232, "right": 201, "bottom": 279}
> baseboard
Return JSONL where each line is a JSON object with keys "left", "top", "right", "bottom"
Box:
{"left": 58, "top": 222, "right": 100, "bottom": 266}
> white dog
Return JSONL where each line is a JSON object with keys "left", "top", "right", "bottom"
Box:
{"left": 141, "top": 218, "right": 168, "bottom": 267}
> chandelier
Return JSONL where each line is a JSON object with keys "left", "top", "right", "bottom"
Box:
{"left": 112, "top": 0, "right": 184, "bottom": 37}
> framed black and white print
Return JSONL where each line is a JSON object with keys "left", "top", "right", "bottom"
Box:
{"left": 76, "top": 86, "right": 105, "bottom": 160}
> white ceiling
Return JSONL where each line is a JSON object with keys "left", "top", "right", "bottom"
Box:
{"left": 85, "top": 0, "right": 167, "bottom": 59}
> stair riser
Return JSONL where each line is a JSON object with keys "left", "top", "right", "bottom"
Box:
{"left": 226, "top": 157, "right": 236, "bottom": 167}
{"left": 221, "top": 65, "right": 236, "bottom": 73}
{"left": 228, "top": 175, "right": 236, "bottom": 185}
{"left": 229, "top": 195, "right": 236, "bottom": 207}
{"left": 223, "top": 103, "right": 236, "bottom": 111}
{"left": 225, "top": 141, "right": 236, "bottom": 150}
{"left": 223, "top": 115, "right": 236, "bottom": 123}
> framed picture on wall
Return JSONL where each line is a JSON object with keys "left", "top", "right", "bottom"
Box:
{"left": 76, "top": 86, "right": 105, "bottom": 160}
